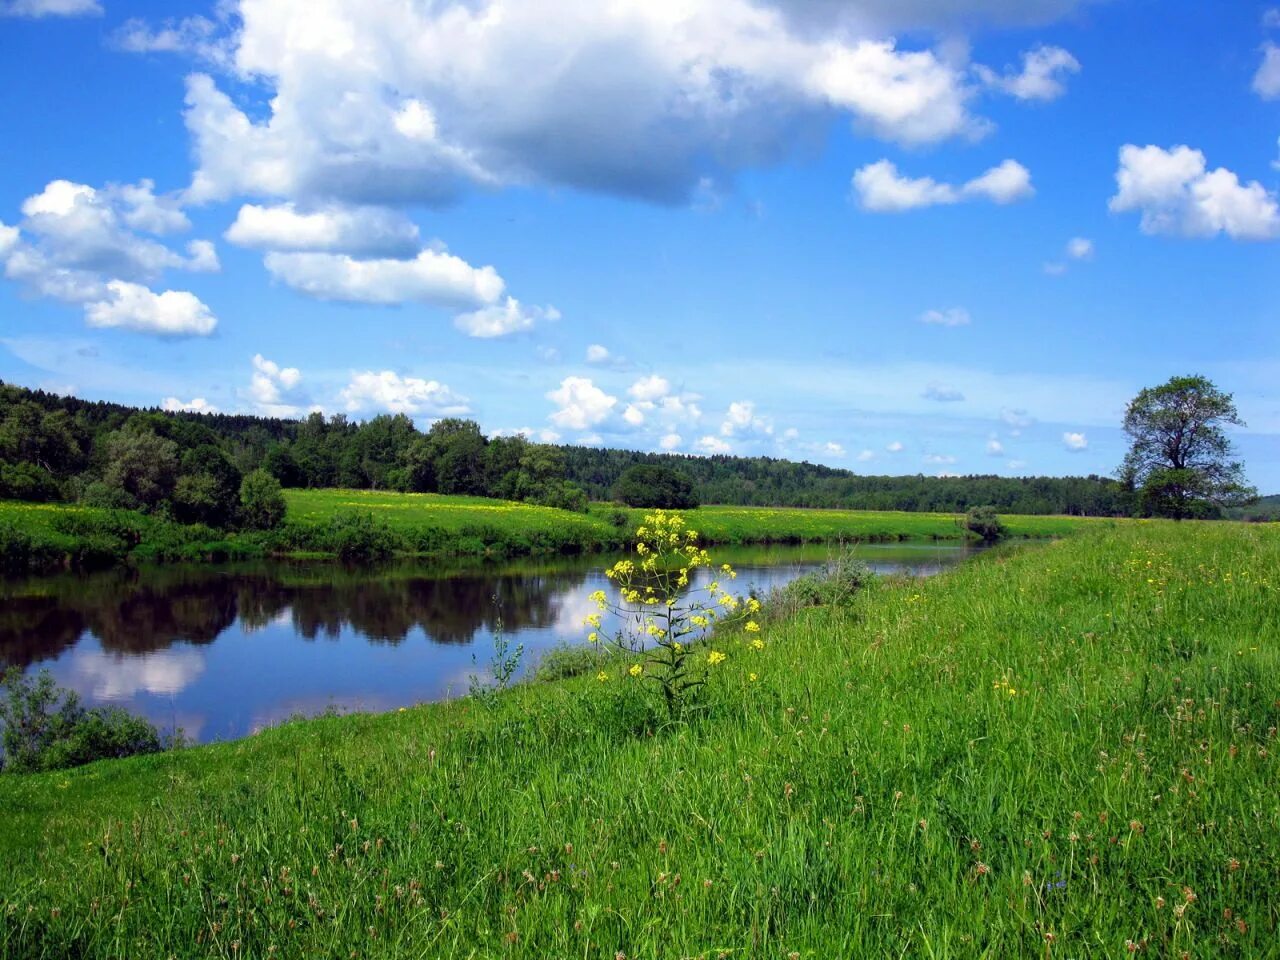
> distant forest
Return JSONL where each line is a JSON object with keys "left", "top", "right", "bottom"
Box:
{"left": 0, "top": 380, "right": 1189, "bottom": 517}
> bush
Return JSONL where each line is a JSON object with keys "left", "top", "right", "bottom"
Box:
{"left": 533, "top": 644, "right": 601, "bottom": 682}
{"left": 530, "top": 480, "right": 589, "bottom": 513}
{"left": 964, "top": 505, "right": 1007, "bottom": 542}
{"left": 611, "top": 464, "right": 699, "bottom": 509}
{"left": 240, "top": 469, "right": 287, "bottom": 530}
{"left": 324, "top": 512, "right": 399, "bottom": 562}
{"left": 772, "top": 550, "right": 874, "bottom": 615}
{"left": 0, "top": 669, "right": 164, "bottom": 774}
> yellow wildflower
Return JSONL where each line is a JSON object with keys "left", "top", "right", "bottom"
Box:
{"left": 629, "top": 664, "right": 643, "bottom": 678}
{"left": 745, "top": 620, "right": 760, "bottom": 632}
{"left": 596, "top": 671, "right": 610, "bottom": 683}
{"left": 708, "top": 650, "right": 727, "bottom": 666}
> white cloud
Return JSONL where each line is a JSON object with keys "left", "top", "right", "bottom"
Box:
{"left": 454, "top": 298, "right": 560, "bottom": 338}
{"left": 659, "top": 433, "right": 682, "bottom": 451}
{"left": 823, "top": 441, "right": 846, "bottom": 457}
{"left": 976, "top": 45, "right": 1080, "bottom": 101}
{"left": 84, "top": 281, "right": 217, "bottom": 337}
{"left": 1062, "top": 431, "right": 1088, "bottom": 451}
{"left": 586, "top": 344, "right": 611, "bottom": 364}
{"left": 856, "top": 449, "right": 875, "bottom": 462}
{"left": 886, "top": 440, "right": 904, "bottom": 453}
{"left": 0, "top": 0, "right": 100, "bottom": 17}
{"left": 547, "top": 377, "right": 617, "bottom": 430}
{"left": 0, "top": 221, "right": 17, "bottom": 258}
{"left": 720, "top": 399, "right": 773, "bottom": 437}
{"left": 985, "top": 437, "right": 1004, "bottom": 455}
{"left": 248, "top": 354, "right": 308, "bottom": 416}
{"left": 622, "top": 404, "right": 647, "bottom": 427}
{"left": 262, "top": 247, "right": 505, "bottom": 306}
{"left": 696, "top": 435, "right": 733, "bottom": 455}
{"left": 225, "top": 203, "right": 421, "bottom": 256}
{"left": 1066, "top": 236, "right": 1094, "bottom": 259}
{"left": 922, "top": 382, "right": 965, "bottom": 402}
{"left": 175, "top": 1, "right": 1059, "bottom": 209}
{"left": 853, "top": 158, "right": 1033, "bottom": 211}
{"left": 1006, "top": 459, "right": 1028, "bottom": 471}
{"left": 111, "top": 15, "right": 230, "bottom": 65}
{"left": 1109, "top": 145, "right": 1280, "bottom": 241}
{"left": 340, "top": 371, "right": 470, "bottom": 416}
{"left": 628, "top": 375, "right": 671, "bottom": 402}
{"left": 920, "top": 307, "right": 970, "bottom": 326}
{"left": 1256, "top": 43, "right": 1280, "bottom": 100}
{"left": 162, "top": 396, "right": 219, "bottom": 414}
{"left": 923, "top": 453, "right": 956, "bottom": 465}
{"left": 1001, "top": 408, "right": 1035, "bottom": 431}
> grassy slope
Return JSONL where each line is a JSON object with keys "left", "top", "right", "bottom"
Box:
{"left": 1, "top": 520, "right": 1277, "bottom": 958}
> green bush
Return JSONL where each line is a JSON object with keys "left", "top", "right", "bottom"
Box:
{"left": 0, "top": 462, "right": 61, "bottom": 502}
{"left": 0, "top": 669, "right": 165, "bottom": 774}
{"left": 325, "top": 512, "right": 400, "bottom": 562}
{"left": 771, "top": 550, "right": 874, "bottom": 615}
{"left": 240, "top": 469, "right": 288, "bottom": 530}
{"left": 963, "top": 505, "right": 1007, "bottom": 542}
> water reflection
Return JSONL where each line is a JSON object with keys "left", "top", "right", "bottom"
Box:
{"left": 0, "top": 543, "right": 982, "bottom": 742}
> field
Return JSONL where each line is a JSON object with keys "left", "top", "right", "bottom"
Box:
{"left": 1, "top": 519, "right": 1276, "bottom": 957}
{"left": 1, "top": 492, "right": 1100, "bottom": 572}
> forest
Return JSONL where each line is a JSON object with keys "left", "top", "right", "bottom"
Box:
{"left": 3, "top": 380, "right": 1141, "bottom": 517}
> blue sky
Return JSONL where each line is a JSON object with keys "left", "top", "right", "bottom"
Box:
{"left": 1, "top": 0, "right": 1277, "bottom": 490}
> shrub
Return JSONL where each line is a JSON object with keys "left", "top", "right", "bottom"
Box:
{"left": 530, "top": 480, "right": 589, "bottom": 513}
{"left": 964, "top": 505, "right": 1007, "bottom": 542}
{"left": 533, "top": 643, "right": 602, "bottom": 682}
{"left": 611, "top": 465, "right": 699, "bottom": 509}
{"left": 240, "top": 469, "right": 287, "bottom": 530}
{"left": 0, "top": 669, "right": 164, "bottom": 774}
{"left": 325, "top": 512, "right": 399, "bottom": 562}
{"left": 772, "top": 550, "right": 873, "bottom": 615}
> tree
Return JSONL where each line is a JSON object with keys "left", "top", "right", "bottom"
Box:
{"left": 611, "top": 464, "right": 699, "bottom": 509}
{"left": 240, "top": 469, "right": 287, "bottom": 530}
{"left": 102, "top": 426, "right": 179, "bottom": 511}
{"left": 1120, "top": 375, "right": 1256, "bottom": 520}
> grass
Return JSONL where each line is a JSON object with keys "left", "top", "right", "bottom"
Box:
{"left": 1, "top": 519, "right": 1276, "bottom": 957}
{"left": 2, "top": 492, "right": 1098, "bottom": 573}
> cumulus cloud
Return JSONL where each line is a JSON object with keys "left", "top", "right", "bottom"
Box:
{"left": 923, "top": 453, "right": 956, "bottom": 465}
{"left": 696, "top": 435, "right": 733, "bottom": 455}
{"left": 856, "top": 449, "right": 876, "bottom": 462}
{"left": 262, "top": 247, "right": 505, "bottom": 306}
{"left": 586, "top": 344, "right": 611, "bottom": 364}
{"left": 547, "top": 377, "right": 617, "bottom": 431}
{"left": 225, "top": 203, "right": 421, "bottom": 256}
{"left": 628, "top": 375, "right": 671, "bottom": 402}
{"left": 985, "top": 436, "right": 1004, "bottom": 455}
{"left": 920, "top": 307, "right": 970, "bottom": 326}
{"left": 1062, "top": 431, "right": 1088, "bottom": 451}
{"left": 823, "top": 441, "right": 846, "bottom": 457}
{"left": 0, "top": 221, "right": 17, "bottom": 258}
{"left": 1109, "top": 145, "right": 1280, "bottom": 241}
{"left": 248, "top": 354, "right": 307, "bottom": 416}
{"left": 170, "top": 0, "right": 1064, "bottom": 209}
{"left": 922, "top": 382, "right": 965, "bottom": 402}
{"left": 162, "top": 397, "right": 219, "bottom": 414}
{"left": 853, "top": 158, "right": 1033, "bottom": 211}
{"left": 0, "top": 0, "right": 100, "bottom": 17}
{"left": 659, "top": 433, "right": 682, "bottom": 450}
{"left": 111, "top": 15, "right": 231, "bottom": 64}
{"left": 976, "top": 45, "right": 1080, "bottom": 101}
{"left": 886, "top": 440, "right": 904, "bottom": 453}
{"left": 720, "top": 400, "right": 773, "bottom": 437}
{"left": 454, "top": 298, "right": 560, "bottom": 338}
{"left": 84, "top": 281, "right": 217, "bottom": 337}
{"left": 340, "top": 371, "right": 470, "bottom": 416}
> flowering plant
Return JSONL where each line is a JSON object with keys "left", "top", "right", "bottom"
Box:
{"left": 584, "top": 510, "right": 761, "bottom": 719}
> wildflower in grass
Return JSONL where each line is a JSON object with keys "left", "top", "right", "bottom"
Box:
{"left": 750, "top": 638, "right": 765, "bottom": 651}
{"left": 583, "top": 510, "right": 758, "bottom": 718}
{"left": 629, "top": 664, "right": 643, "bottom": 678}
{"left": 596, "top": 671, "right": 610, "bottom": 683}
{"left": 748, "top": 673, "right": 758, "bottom": 682}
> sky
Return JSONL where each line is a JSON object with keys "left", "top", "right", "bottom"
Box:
{"left": 0, "top": 0, "right": 1277, "bottom": 490}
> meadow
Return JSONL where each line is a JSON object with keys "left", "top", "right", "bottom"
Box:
{"left": 0, "top": 519, "right": 1275, "bottom": 957}
{"left": 0, "top": 491, "right": 1098, "bottom": 573}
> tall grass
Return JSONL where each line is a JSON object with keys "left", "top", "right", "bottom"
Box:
{"left": 1, "top": 520, "right": 1275, "bottom": 957}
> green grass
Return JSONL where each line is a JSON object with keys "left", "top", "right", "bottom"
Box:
{"left": 1, "top": 520, "right": 1276, "bottom": 957}
{"left": 2, "top": 492, "right": 1101, "bottom": 573}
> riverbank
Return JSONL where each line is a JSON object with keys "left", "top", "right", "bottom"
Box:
{"left": 1, "top": 520, "right": 1276, "bottom": 957}
{"left": 0, "top": 490, "right": 1099, "bottom": 573}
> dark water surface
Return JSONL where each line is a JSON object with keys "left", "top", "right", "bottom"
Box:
{"left": 2, "top": 542, "right": 982, "bottom": 742}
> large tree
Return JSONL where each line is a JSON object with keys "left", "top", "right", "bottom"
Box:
{"left": 1119, "top": 374, "right": 1256, "bottom": 519}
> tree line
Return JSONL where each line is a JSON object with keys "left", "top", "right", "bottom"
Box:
{"left": 1, "top": 378, "right": 1257, "bottom": 521}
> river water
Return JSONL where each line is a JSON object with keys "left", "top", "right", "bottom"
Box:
{"left": 1, "top": 542, "right": 983, "bottom": 743}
